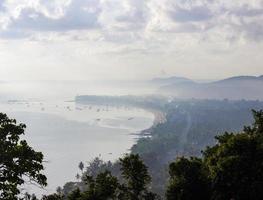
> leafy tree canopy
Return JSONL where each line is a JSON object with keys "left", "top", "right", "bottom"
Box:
{"left": 203, "top": 110, "right": 263, "bottom": 200}
{"left": 166, "top": 157, "right": 211, "bottom": 200}
{"left": 64, "top": 154, "right": 158, "bottom": 200}
{"left": 166, "top": 110, "right": 263, "bottom": 200}
{"left": 0, "top": 113, "right": 47, "bottom": 199}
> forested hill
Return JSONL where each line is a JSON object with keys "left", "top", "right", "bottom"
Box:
{"left": 156, "top": 75, "right": 263, "bottom": 100}
{"left": 131, "top": 99, "right": 263, "bottom": 195}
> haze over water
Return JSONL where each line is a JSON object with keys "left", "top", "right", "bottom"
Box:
{"left": 0, "top": 81, "right": 154, "bottom": 195}
{"left": 0, "top": 80, "right": 155, "bottom": 101}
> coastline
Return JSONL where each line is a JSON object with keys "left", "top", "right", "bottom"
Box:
{"left": 131, "top": 108, "right": 166, "bottom": 136}
{"left": 1, "top": 101, "right": 155, "bottom": 196}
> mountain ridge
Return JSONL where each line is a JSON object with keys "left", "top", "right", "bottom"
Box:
{"left": 156, "top": 75, "right": 263, "bottom": 100}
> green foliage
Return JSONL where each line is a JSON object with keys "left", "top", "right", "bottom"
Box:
{"left": 79, "top": 171, "right": 119, "bottom": 200}
{"left": 65, "top": 154, "right": 158, "bottom": 200}
{"left": 166, "top": 110, "right": 263, "bottom": 200}
{"left": 251, "top": 109, "right": 263, "bottom": 134}
{"left": 83, "top": 157, "right": 115, "bottom": 178}
{"left": 119, "top": 154, "right": 157, "bottom": 200}
{"left": 62, "top": 182, "right": 80, "bottom": 197}
{"left": 203, "top": 110, "right": 263, "bottom": 200}
{"left": 119, "top": 154, "right": 151, "bottom": 196}
{"left": 42, "top": 193, "right": 63, "bottom": 200}
{"left": 0, "top": 113, "right": 47, "bottom": 199}
{"left": 67, "top": 188, "right": 81, "bottom": 200}
{"left": 24, "top": 193, "right": 38, "bottom": 200}
{"left": 166, "top": 157, "right": 211, "bottom": 200}
{"left": 132, "top": 100, "right": 263, "bottom": 195}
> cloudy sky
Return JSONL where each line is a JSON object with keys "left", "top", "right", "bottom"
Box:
{"left": 0, "top": 0, "right": 263, "bottom": 81}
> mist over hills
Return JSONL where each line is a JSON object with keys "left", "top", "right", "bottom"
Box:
{"left": 151, "top": 77, "right": 194, "bottom": 85}
{"left": 154, "top": 75, "right": 263, "bottom": 100}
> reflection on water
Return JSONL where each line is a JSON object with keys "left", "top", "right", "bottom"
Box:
{"left": 0, "top": 101, "right": 154, "bottom": 195}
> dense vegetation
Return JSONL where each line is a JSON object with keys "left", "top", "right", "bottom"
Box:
{"left": 24, "top": 154, "right": 158, "bottom": 200}
{"left": 1, "top": 99, "right": 263, "bottom": 199}
{"left": 132, "top": 99, "right": 263, "bottom": 195}
{"left": 166, "top": 109, "right": 263, "bottom": 200}
{"left": 0, "top": 113, "right": 47, "bottom": 199}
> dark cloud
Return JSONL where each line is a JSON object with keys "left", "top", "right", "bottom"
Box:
{"left": 0, "top": 1, "right": 6, "bottom": 13}
{"left": 231, "top": 5, "right": 263, "bottom": 17}
{"left": 224, "top": 4, "right": 263, "bottom": 41}
{"left": 164, "top": 2, "right": 263, "bottom": 41}
{"left": 168, "top": 6, "right": 213, "bottom": 22}
{"left": 240, "top": 21, "right": 263, "bottom": 41}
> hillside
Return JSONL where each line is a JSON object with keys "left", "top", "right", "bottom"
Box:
{"left": 158, "top": 75, "right": 263, "bottom": 100}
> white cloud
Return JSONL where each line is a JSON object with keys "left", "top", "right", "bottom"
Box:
{"left": 0, "top": 0, "right": 263, "bottom": 81}
{"left": 0, "top": 0, "right": 262, "bottom": 42}
{"left": 8, "top": 0, "right": 101, "bottom": 32}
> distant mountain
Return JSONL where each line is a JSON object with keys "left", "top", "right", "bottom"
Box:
{"left": 214, "top": 75, "right": 263, "bottom": 83}
{"left": 158, "top": 75, "right": 263, "bottom": 100}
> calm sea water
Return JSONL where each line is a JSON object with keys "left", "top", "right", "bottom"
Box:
{"left": 0, "top": 81, "right": 154, "bottom": 195}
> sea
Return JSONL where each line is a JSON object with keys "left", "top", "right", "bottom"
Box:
{"left": 0, "top": 80, "right": 155, "bottom": 195}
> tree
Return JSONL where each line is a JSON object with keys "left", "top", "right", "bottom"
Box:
{"left": 251, "top": 109, "right": 263, "bottom": 133}
{"left": 83, "top": 157, "right": 110, "bottom": 178}
{"left": 67, "top": 188, "right": 81, "bottom": 200}
{"left": 78, "top": 161, "right": 84, "bottom": 174}
{"left": 119, "top": 154, "right": 157, "bottom": 200}
{"left": 85, "top": 170, "right": 119, "bottom": 199}
{"left": 0, "top": 113, "right": 47, "bottom": 199}
{"left": 166, "top": 157, "right": 211, "bottom": 200}
{"left": 42, "top": 193, "right": 63, "bottom": 200}
{"left": 24, "top": 193, "right": 38, "bottom": 200}
{"left": 65, "top": 154, "right": 157, "bottom": 200}
{"left": 56, "top": 186, "right": 63, "bottom": 196}
{"left": 67, "top": 171, "right": 118, "bottom": 200}
{"left": 166, "top": 110, "right": 263, "bottom": 200}
{"left": 203, "top": 110, "right": 263, "bottom": 200}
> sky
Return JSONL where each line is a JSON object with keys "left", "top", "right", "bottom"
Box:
{"left": 0, "top": 0, "right": 263, "bottom": 81}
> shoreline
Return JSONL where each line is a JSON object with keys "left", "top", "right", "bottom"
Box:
{"left": 129, "top": 108, "right": 166, "bottom": 137}
{"left": 1, "top": 101, "right": 155, "bottom": 196}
